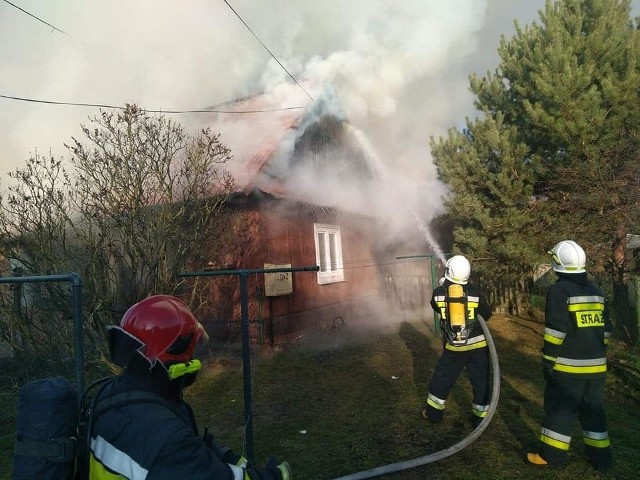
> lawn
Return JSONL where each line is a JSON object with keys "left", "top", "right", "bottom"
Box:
{"left": 1, "top": 314, "right": 639, "bottom": 479}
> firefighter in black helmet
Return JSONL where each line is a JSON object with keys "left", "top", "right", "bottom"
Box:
{"left": 421, "top": 255, "right": 493, "bottom": 428}
{"left": 527, "top": 240, "right": 612, "bottom": 471}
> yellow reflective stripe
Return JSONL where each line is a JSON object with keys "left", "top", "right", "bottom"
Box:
{"left": 90, "top": 453, "right": 128, "bottom": 480}
{"left": 472, "top": 403, "right": 489, "bottom": 417}
{"left": 568, "top": 303, "right": 604, "bottom": 312}
{"left": 427, "top": 393, "right": 446, "bottom": 410}
{"left": 584, "top": 437, "right": 611, "bottom": 448}
{"left": 445, "top": 340, "right": 487, "bottom": 351}
{"left": 541, "top": 434, "right": 570, "bottom": 450}
{"left": 544, "top": 333, "right": 564, "bottom": 345}
{"left": 583, "top": 430, "right": 611, "bottom": 448}
{"left": 542, "top": 354, "right": 556, "bottom": 362}
{"left": 554, "top": 364, "right": 607, "bottom": 374}
{"left": 540, "top": 428, "right": 571, "bottom": 451}
{"left": 544, "top": 327, "right": 565, "bottom": 345}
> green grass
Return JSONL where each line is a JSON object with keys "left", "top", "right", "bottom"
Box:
{"left": 2, "top": 315, "right": 639, "bottom": 479}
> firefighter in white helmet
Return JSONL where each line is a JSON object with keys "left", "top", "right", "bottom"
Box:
{"left": 421, "top": 255, "right": 492, "bottom": 428}
{"left": 527, "top": 241, "right": 613, "bottom": 471}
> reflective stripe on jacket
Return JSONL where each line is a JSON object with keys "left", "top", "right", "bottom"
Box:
{"left": 89, "top": 374, "right": 248, "bottom": 480}
{"left": 430, "top": 279, "right": 492, "bottom": 350}
{"left": 543, "top": 273, "right": 612, "bottom": 377}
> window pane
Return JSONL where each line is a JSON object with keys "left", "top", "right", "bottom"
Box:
{"left": 329, "top": 233, "right": 337, "bottom": 271}
{"left": 318, "top": 232, "right": 327, "bottom": 272}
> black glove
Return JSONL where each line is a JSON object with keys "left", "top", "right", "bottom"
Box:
{"left": 542, "top": 360, "right": 556, "bottom": 384}
{"left": 203, "top": 429, "right": 248, "bottom": 467}
{"left": 265, "top": 457, "right": 292, "bottom": 480}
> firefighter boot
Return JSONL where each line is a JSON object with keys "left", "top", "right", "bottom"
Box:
{"left": 526, "top": 452, "right": 548, "bottom": 467}
{"left": 471, "top": 414, "right": 484, "bottom": 429}
{"left": 421, "top": 405, "right": 442, "bottom": 423}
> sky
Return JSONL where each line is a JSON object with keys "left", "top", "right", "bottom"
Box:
{"left": 1, "top": 0, "right": 638, "bottom": 250}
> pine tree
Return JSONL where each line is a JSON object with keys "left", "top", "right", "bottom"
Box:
{"left": 432, "top": 0, "right": 640, "bottom": 340}
{"left": 430, "top": 113, "right": 539, "bottom": 313}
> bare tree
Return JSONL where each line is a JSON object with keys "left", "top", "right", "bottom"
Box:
{"left": 0, "top": 105, "right": 235, "bottom": 367}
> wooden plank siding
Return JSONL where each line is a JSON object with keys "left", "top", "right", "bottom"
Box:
{"left": 193, "top": 197, "right": 433, "bottom": 345}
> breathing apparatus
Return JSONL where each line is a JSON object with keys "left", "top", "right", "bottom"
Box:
{"left": 441, "top": 255, "right": 473, "bottom": 346}
{"left": 446, "top": 283, "right": 469, "bottom": 345}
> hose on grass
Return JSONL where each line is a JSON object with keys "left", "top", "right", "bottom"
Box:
{"left": 332, "top": 315, "right": 500, "bottom": 480}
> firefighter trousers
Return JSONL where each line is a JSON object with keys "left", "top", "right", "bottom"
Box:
{"left": 538, "top": 375, "right": 611, "bottom": 469}
{"left": 424, "top": 346, "right": 490, "bottom": 422}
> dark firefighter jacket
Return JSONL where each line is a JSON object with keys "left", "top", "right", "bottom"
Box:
{"left": 88, "top": 368, "right": 257, "bottom": 480}
{"left": 543, "top": 272, "right": 612, "bottom": 378}
{"left": 430, "top": 279, "right": 492, "bottom": 351}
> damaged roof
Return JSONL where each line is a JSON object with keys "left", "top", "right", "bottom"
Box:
{"left": 202, "top": 83, "right": 371, "bottom": 200}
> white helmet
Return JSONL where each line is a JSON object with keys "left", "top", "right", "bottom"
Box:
{"left": 444, "top": 255, "right": 471, "bottom": 285}
{"left": 549, "top": 240, "right": 586, "bottom": 274}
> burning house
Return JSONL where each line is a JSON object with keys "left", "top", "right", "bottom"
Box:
{"left": 195, "top": 84, "right": 433, "bottom": 345}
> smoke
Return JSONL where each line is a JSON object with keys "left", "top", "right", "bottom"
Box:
{"left": 0, "top": 0, "right": 555, "bottom": 242}
{"left": 239, "top": 1, "right": 491, "bottom": 252}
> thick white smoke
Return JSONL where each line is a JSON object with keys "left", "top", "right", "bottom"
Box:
{"left": 246, "top": 1, "right": 489, "bottom": 248}
{"left": 0, "top": 0, "right": 556, "bottom": 245}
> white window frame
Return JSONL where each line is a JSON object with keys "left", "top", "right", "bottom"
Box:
{"left": 313, "top": 223, "right": 345, "bottom": 284}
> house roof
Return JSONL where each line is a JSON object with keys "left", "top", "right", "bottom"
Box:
{"left": 204, "top": 84, "right": 321, "bottom": 198}
{"left": 201, "top": 82, "right": 381, "bottom": 206}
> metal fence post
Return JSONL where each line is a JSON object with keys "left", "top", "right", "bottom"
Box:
{"left": 179, "top": 265, "right": 319, "bottom": 464}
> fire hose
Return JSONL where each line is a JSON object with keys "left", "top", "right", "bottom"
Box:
{"left": 332, "top": 315, "right": 500, "bottom": 480}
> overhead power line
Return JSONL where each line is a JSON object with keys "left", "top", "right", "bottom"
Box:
{"left": 222, "top": 0, "right": 314, "bottom": 102}
{"left": 0, "top": 93, "right": 307, "bottom": 114}
{"left": 2, "top": 0, "right": 72, "bottom": 37}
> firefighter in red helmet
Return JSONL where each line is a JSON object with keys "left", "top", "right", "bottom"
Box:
{"left": 88, "top": 294, "right": 292, "bottom": 480}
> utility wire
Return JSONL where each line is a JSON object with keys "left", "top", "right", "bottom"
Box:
{"left": 0, "top": 94, "right": 307, "bottom": 114}
{"left": 2, "top": 0, "right": 314, "bottom": 111}
{"left": 222, "top": 0, "right": 314, "bottom": 102}
{"left": 2, "top": 0, "right": 72, "bottom": 38}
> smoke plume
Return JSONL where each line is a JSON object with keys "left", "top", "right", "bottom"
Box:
{"left": 0, "top": 0, "right": 553, "bottom": 245}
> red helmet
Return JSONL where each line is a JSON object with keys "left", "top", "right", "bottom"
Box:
{"left": 119, "top": 294, "right": 206, "bottom": 366}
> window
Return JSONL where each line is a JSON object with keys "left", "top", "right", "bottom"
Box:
{"left": 313, "top": 223, "right": 345, "bottom": 284}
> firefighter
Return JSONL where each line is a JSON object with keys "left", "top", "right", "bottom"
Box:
{"left": 421, "top": 255, "right": 493, "bottom": 428}
{"left": 88, "top": 294, "right": 292, "bottom": 480}
{"left": 527, "top": 240, "right": 613, "bottom": 471}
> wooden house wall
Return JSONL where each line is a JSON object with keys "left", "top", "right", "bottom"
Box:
{"left": 258, "top": 207, "right": 383, "bottom": 342}
{"left": 196, "top": 200, "right": 384, "bottom": 344}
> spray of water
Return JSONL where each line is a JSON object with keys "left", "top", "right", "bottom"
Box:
{"left": 347, "top": 124, "right": 446, "bottom": 263}
{"left": 412, "top": 211, "right": 446, "bottom": 264}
